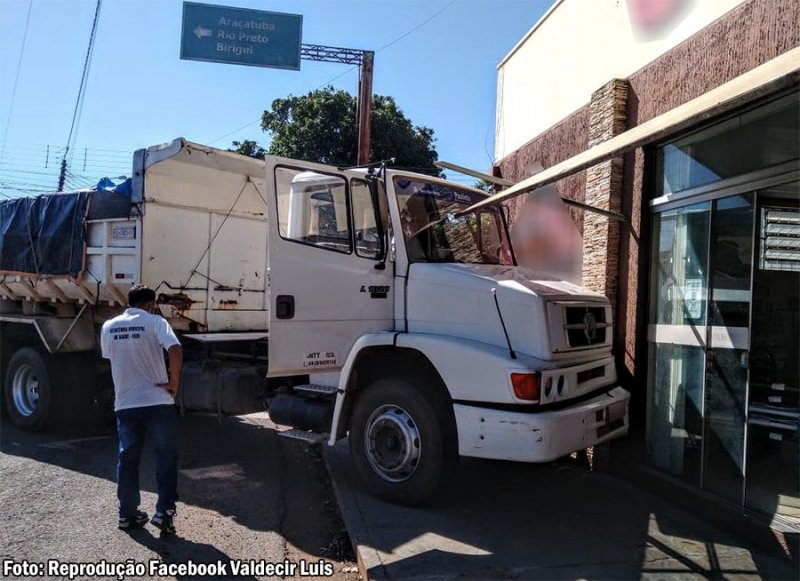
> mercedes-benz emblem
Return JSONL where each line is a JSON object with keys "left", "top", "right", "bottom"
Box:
{"left": 583, "top": 311, "right": 598, "bottom": 342}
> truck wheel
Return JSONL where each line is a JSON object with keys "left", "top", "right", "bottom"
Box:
{"left": 4, "top": 348, "right": 64, "bottom": 431}
{"left": 349, "top": 377, "right": 457, "bottom": 506}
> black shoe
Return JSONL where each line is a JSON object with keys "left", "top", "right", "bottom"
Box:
{"left": 118, "top": 510, "right": 149, "bottom": 530}
{"left": 150, "top": 509, "right": 176, "bottom": 534}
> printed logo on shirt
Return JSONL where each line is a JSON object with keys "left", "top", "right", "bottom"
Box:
{"left": 110, "top": 325, "right": 146, "bottom": 340}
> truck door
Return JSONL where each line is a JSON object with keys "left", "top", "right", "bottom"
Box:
{"left": 265, "top": 157, "right": 394, "bottom": 376}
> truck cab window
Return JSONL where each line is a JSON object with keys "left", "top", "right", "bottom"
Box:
{"left": 275, "top": 167, "right": 351, "bottom": 254}
{"left": 350, "top": 179, "right": 381, "bottom": 260}
{"left": 394, "top": 178, "right": 514, "bottom": 265}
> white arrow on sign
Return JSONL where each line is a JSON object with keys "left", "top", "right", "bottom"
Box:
{"left": 194, "top": 25, "right": 212, "bottom": 40}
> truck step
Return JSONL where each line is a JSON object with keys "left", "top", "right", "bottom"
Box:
{"left": 277, "top": 429, "right": 328, "bottom": 445}
{"left": 293, "top": 383, "right": 338, "bottom": 396}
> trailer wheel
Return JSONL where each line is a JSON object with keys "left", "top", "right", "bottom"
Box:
{"left": 3, "top": 348, "right": 66, "bottom": 431}
{"left": 349, "top": 377, "right": 456, "bottom": 506}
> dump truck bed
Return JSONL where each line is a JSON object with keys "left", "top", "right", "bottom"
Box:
{"left": 0, "top": 138, "right": 270, "bottom": 332}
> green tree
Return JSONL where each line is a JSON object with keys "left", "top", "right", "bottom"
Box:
{"left": 473, "top": 178, "right": 496, "bottom": 193}
{"left": 238, "top": 86, "right": 440, "bottom": 174}
{"left": 229, "top": 139, "right": 267, "bottom": 158}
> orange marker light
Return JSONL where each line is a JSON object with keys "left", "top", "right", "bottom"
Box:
{"left": 511, "top": 373, "right": 539, "bottom": 401}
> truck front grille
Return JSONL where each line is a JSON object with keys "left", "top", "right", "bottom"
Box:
{"left": 564, "top": 306, "right": 609, "bottom": 347}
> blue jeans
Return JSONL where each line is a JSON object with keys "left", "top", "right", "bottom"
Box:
{"left": 116, "top": 404, "right": 179, "bottom": 517}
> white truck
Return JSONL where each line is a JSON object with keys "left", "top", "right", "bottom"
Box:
{"left": 0, "top": 138, "right": 629, "bottom": 504}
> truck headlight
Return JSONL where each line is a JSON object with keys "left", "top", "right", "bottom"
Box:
{"left": 543, "top": 376, "right": 554, "bottom": 400}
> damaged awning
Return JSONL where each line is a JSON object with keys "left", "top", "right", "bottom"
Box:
{"left": 468, "top": 46, "right": 800, "bottom": 213}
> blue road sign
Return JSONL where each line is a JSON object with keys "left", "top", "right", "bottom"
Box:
{"left": 181, "top": 2, "right": 302, "bottom": 70}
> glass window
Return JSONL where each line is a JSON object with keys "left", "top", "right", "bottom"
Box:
{"left": 709, "top": 194, "right": 754, "bottom": 327}
{"left": 657, "top": 91, "right": 800, "bottom": 195}
{"left": 350, "top": 179, "right": 381, "bottom": 260}
{"left": 394, "top": 177, "right": 514, "bottom": 265}
{"left": 274, "top": 167, "right": 351, "bottom": 254}
{"left": 646, "top": 343, "right": 705, "bottom": 486}
{"left": 650, "top": 202, "right": 710, "bottom": 326}
{"left": 747, "top": 186, "right": 800, "bottom": 520}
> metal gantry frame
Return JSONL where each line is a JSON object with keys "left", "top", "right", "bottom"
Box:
{"left": 300, "top": 44, "right": 375, "bottom": 165}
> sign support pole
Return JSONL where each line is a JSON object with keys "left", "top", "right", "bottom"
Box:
{"left": 356, "top": 51, "right": 374, "bottom": 165}
{"left": 300, "top": 44, "right": 374, "bottom": 165}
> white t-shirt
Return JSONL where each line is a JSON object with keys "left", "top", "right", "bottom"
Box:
{"left": 101, "top": 308, "right": 181, "bottom": 411}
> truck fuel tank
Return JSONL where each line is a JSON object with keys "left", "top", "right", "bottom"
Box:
{"left": 267, "top": 393, "right": 333, "bottom": 434}
{"left": 179, "top": 361, "right": 267, "bottom": 415}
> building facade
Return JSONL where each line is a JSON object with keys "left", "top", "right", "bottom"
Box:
{"left": 494, "top": 0, "right": 799, "bottom": 524}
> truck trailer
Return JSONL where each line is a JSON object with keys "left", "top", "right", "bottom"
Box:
{"left": 0, "top": 138, "right": 629, "bottom": 504}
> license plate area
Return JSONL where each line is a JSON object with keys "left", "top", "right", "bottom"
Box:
{"left": 596, "top": 400, "right": 627, "bottom": 437}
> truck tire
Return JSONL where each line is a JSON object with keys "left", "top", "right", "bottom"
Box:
{"left": 3, "top": 348, "right": 70, "bottom": 431}
{"left": 349, "top": 377, "right": 457, "bottom": 506}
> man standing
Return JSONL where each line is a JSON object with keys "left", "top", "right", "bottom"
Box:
{"left": 101, "top": 285, "right": 183, "bottom": 534}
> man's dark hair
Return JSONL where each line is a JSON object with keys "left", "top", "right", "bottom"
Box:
{"left": 128, "top": 285, "right": 156, "bottom": 308}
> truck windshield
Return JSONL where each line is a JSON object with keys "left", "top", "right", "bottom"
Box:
{"left": 394, "top": 177, "right": 514, "bottom": 265}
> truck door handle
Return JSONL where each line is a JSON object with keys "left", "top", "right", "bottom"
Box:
{"left": 276, "top": 295, "right": 295, "bottom": 320}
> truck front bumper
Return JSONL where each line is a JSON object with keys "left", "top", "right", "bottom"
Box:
{"left": 453, "top": 386, "right": 630, "bottom": 463}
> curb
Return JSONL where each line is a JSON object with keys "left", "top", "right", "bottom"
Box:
{"left": 321, "top": 442, "right": 385, "bottom": 581}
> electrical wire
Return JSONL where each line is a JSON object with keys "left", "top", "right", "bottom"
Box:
{"left": 0, "top": 141, "right": 130, "bottom": 156}
{"left": 0, "top": 140, "right": 131, "bottom": 198}
{"left": 208, "top": 0, "right": 456, "bottom": 146}
{"left": 0, "top": 0, "right": 34, "bottom": 169}
{"left": 376, "top": 0, "right": 455, "bottom": 52}
{"left": 61, "top": 0, "right": 102, "bottom": 173}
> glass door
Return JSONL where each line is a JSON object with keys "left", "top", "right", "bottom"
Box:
{"left": 702, "top": 194, "right": 754, "bottom": 503}
{"left": 647, "top": 201, "right": 710, "bottom": 487}
{"left": 647, "top": 194, "right": 755, "bottom": 504}
{"left": 745, "top": 183, "right": 800, "bottom": 520}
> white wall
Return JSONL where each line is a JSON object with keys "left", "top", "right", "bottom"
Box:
{"left": 495, "top": 0, "right": 746, "bottom": 163}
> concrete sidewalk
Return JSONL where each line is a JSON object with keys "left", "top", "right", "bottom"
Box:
{"left": 325, "top": 442, "right": 796, "bottom": 580}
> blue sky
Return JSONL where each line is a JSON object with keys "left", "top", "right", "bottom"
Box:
{"left": 0, "top": 0, "right": 551, "bottom": 196}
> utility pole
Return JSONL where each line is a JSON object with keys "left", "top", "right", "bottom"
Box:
{"left": 300, "top": 44, "right": 374, "bottom": 165}
{"left": 57, "top": 157, "right": 68, "bottom": 191}
{"left": 356, "top": 51, "right": 374, "bottom": 166}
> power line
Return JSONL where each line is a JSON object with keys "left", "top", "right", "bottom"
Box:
{"left": 208, "top": 0, "right": 456, "bottom": 146}
{"left": 376, "top": 0, "right": 455, "bottom": 52}
{"left": 0, "top": 143, "right": 130, "bottom": 173}
{"left": 0, "top": 141, "right": 131, "bottom": 155}
{"left": 0, "top": 167, "right": 64, "bottom": 178}
{"left": 60, "top": 0, "right": 102, "bottom": 190}
{"left": 0, "top": 0, "right": 34, "bottom": 169}
{"left": 0, "top": 140, "right": 131, "bottom": 199}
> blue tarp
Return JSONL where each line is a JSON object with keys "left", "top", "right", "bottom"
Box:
{"left": 0, "top": 192, "right": 90, "bottom": 278}
{"left": 96, "top": 177, "right": 132, "bottom": 196}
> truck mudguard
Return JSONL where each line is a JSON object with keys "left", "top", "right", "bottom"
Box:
{"left": 328, "top": 331, "right": 548, "bottom": 444}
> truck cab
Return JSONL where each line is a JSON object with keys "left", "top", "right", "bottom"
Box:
{"left": 265, "top": 157, "right": 630, "bottom": 505}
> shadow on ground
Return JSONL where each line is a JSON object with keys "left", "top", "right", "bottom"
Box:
{"left": 327, "top": 441, "right": 798, "bottom": 580}
{"left": 0, "top": 412, "right": 344, "bottom": 565}
{"left": 123, "top": 527, "right": 258, "bottom": 580}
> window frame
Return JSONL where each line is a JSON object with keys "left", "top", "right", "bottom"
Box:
{"left": 392, "top": 175, "right": 517, "bottom": 266}
{"left": 273, "top": 164, "right": 354, "bottom": 256}
{"left": 653, "top": 88, "right": 800, "bottom": 199}
{"left": 349, "top": 177, "right": 384, "bottom": 261}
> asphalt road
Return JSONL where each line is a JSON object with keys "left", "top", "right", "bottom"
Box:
{"left": 0, "top": 412, "right": 358, "bottom": 581}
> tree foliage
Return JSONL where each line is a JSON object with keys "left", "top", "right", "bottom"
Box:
{"left": 473, "top": 179, "right": 496, "bottom": 193}
{"left": 229, "top": 139, "right": 266, "bottom": 158}
{"left": 237, "top": 87, "right": 440, "bottom": 174}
